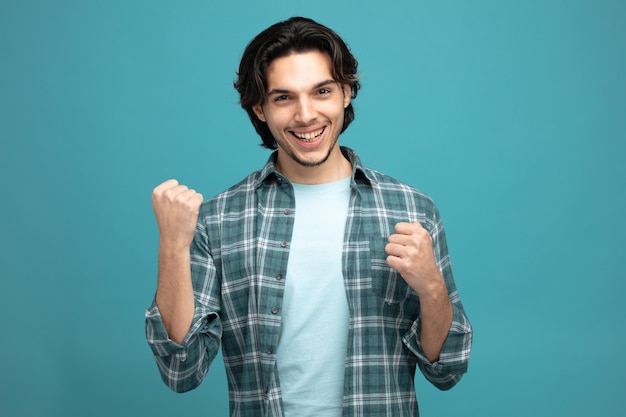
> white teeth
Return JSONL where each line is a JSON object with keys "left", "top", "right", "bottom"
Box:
{"left": 293, "top": 128, "right": 324, "bottom": 140}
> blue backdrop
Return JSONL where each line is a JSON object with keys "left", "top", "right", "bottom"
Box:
{"left": 1, "top": 1, "right": 624, "bottom": 416}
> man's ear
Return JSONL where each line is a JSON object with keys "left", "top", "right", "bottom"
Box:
{"left": 253, "top": 104, "right": 266, "bottom": 122}
{"left": 342, "top": 84, "right": 351, "bottom": 109}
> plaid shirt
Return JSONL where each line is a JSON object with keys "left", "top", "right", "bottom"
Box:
{"left": 145, "top": 147, "right": 472, "bottom": 417}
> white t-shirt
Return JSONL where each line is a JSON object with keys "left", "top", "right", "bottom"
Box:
{"left": 275, "top": 177, "right": 351, "bottom": 416}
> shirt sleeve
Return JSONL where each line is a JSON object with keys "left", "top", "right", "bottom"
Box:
{"left": 144, "top": 212, "right": 223, "bottom": 393}
{"left": 402, "top": 207, "right": 473, "bottom": 390}
{"left": 144, "top": 300, "right": 222, "bottom": 393}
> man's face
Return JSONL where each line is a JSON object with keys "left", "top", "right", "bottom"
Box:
{"left": 253, "top": 50, "right": 351, "bottom": 176}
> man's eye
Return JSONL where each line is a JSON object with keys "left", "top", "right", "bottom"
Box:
{"left": 274, "top": 95, "right": 289, "bottom": 102}
{"left": 318, "top": 88, "right": 331, "bottom": 95}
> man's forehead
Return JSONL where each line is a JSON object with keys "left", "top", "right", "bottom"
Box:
{"left": 265, "top": 50, "right": 335, "bottom": 91}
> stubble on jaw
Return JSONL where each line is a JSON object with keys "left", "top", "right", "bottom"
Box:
{"left": 278, "top": 134, "right": 338, "bottom": 168}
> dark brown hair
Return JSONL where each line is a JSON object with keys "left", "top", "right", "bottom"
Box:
{"left": 234, "top": 17, "right": 360, "bottom": 149}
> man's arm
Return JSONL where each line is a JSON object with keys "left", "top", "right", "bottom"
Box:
{"left": 386, "top": 221, "right": 453, "bottom": 362}
{"left": 152, "top": 179, "right": 204, "bottom": 344}
{"left": 387, "top": 219, "right": 472, "bottom": 390}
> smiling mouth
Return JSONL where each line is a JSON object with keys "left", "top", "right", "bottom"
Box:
{"left": 291, "top": 127, "right": 325, "bottom": 142}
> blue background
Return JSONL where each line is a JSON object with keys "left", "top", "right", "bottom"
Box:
{"left": 1, "top": 1, "right": 624, "bottom": 416}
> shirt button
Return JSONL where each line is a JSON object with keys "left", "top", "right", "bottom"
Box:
{"left": 276, "top": 273, "right": 283, "bottom": 280}
{"left": 266, "top": 348, "right": 273, "bottom": 355}
{"left": 280, "top": 241, "right": 287, "bottom": 248}
{"left": 271, "top": 306, "right": 279, "bottom": 314}
{"left": 284, "top": 209, "right": 291, "bottom": 215}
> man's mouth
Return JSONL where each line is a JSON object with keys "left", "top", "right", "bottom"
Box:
{"left": 291, "top": 127, "right": 325, "bottom": 142}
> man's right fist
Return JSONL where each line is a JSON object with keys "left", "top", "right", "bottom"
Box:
{"left": 152, "top": 179, "right": 204, "bottom": 250}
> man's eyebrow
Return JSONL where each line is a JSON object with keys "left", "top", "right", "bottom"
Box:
{"left": 267, "top": 79, "right": 337, "bottom": 96}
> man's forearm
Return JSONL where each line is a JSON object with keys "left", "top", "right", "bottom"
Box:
{"left": 155, "top": 243, "right": 195, "bottom": 344}
{"left": 419, "top": 282, "right": 453, "bottom": 363}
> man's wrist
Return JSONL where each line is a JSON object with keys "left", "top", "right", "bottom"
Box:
{"left": 159, "top": 239, "right": 192, "bottom": 255}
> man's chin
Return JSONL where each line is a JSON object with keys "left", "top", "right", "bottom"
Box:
{"left": 292, "top": 147, "right": 335, "bottom": 167}
{"left": 277, "top": 135, "right": 339, "bottom": 169}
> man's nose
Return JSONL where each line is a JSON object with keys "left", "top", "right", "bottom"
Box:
{"left": 294, "top": 97, "right": 316, "bottom": 123}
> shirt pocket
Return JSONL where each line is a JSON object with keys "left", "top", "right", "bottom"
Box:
{"left": 369, "top": 237, "right": 413, "bottom": 305}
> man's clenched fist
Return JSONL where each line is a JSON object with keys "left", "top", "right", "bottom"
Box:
{"left": 385, "top": 221, "right": 445, "bottom": 298}
{"left": 152, "top": 179, "right": 204, "bottom": 250}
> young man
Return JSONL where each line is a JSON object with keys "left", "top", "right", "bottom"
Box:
{"left": 146, "top": 17, "right": 472, "bottom": 417}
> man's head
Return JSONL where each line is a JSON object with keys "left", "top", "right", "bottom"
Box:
{"left": 234, "top": 17, "right": 360, "bottom": 150}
